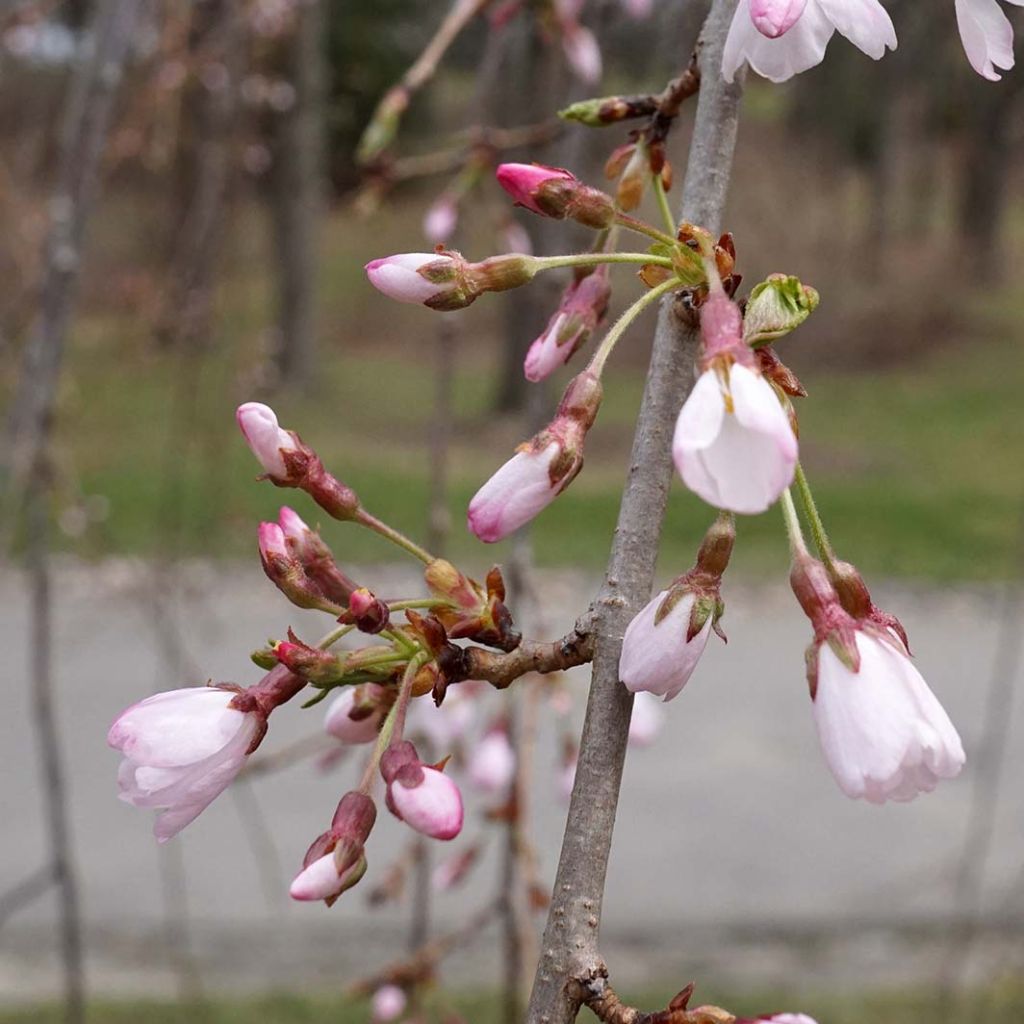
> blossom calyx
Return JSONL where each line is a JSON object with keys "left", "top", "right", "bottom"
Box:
{"left": 560, "top": 94, "right": 652, "bottom": 126}
{"left": 495, "top": 163, "right": 616, "bottom": 229}
{"left": 531, "top": 370, "right": 602, "bottom": 485}
{"left": 278, "top": 507, "right": 359, "bottom": 606}
{"left": 743, "top": 273, "right": 819, "bottom": 347}
{"left": 424, "top": 560, "right": 519, "bottom": 651}
{"left": 342, "top": 588, "right": 391, "bottom": 634}
{"left": 827, "top": 558, "right": 910, "bottom": 652}
{"left": 790, "top": 554, "right": 861, "bottom": 695}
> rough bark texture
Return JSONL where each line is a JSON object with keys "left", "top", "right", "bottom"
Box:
{"left": 524, "top": 2, "right": 743, "bottom": 1021}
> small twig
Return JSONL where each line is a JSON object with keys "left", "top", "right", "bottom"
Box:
{"left": 572, "top": 976, "right": 734, "bottom": 1024}
{"left": 448, "top": 616, "right": 595, "bottom": 689}
{"left": 0, "top": 864, "right": 57, "bottom": 929}
{"left": 348, "top": 898, "right": 501, "bottom": 995}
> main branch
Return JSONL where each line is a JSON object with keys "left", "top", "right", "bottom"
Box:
{"left": 524, "top": 1, "right": 744, "bottom": 1020}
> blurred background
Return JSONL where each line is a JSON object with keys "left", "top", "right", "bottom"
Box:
{"left": 1, "top": 1, "right": 1023, "bottom": 1022}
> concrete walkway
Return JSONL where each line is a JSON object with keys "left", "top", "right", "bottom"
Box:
{"left": 2, "top": 562, "right": 1022, "bottom": 1000}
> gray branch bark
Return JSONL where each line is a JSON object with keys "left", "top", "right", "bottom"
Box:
{"left": 524, "top": 2, "right": 742, "bottom": 1020}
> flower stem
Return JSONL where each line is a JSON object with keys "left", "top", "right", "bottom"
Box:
{"left": 793, "top": 463, "right": 834, "bottom": 566}
{"left": 359, "top": 701, "right": 398, "bottom": 793}
{"left": 355, "top": 509, "right": 434, "bottom": 564}
{"left": 613, "top": 211, "right": 678, "bottom": 247}
{"left": 652, "top": 174, "right": 677, "bottom": 237}
{"left": 587, "top": 278, "right": 680, "bottom": 378}
{"left": 532, "top": 251, "right": 673, "bottom": 272}
{"left": 386, "top": 598, "right": 452, "bottom": 613}
{"left": 315, "top": 623, "right": 356, "bottom": 650}
{"left": 780, "top": 487, "right": 809, "bottom": 559}
{"left": 389, "top": 652, "right": 428, "bottom": 748}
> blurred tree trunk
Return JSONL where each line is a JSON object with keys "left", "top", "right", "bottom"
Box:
{"left": 268, "top": 0, "right": 326, "bottom": 391}
{"left": 156, "top": 0, "right": 243, "bottom": 350}
{"left": 957, "top": 74, "right": 1024, "bottom": 283}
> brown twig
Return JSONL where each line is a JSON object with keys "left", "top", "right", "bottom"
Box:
{"left": 572, "top": 977, "right": 735, "bottom": 1024}
{"left": 524, "top": 0, "right": 744, "bottom": 1020}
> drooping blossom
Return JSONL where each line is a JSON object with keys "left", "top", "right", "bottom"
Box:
{"left": 382, "top": 741, "right": 464, "bottom": 841}
{"left": 722, "top": 0, "right": 897, "bottom": 83}
{"left": 371, "top": 985, "right": 407, "bottom": 1022}
{"left": 792, "top": 556, "right": 965, "bottom": 804}
{"left": 813, "top": 629, "right": 966, "bottom": 803}
{"left": 364, "top": 252, "right": 460, "bottom": 305}
{"left": 524, "top": 268, "right": 611, "bottom": 382}
{"left": 673, "top": 363, "right": 797, "bottom": 514}
{"left": 289, "top": 849, "right": 366, "bottom": 902}
{"left": 323, "top": 685, "right": 387, "bottom": 745}
{"left": 108, "top": 687, "right": 262, "bottom": 842}
{"left": 628, "top": 692, "right": 665, "bottom": 747}
{"left": 236, "top": 402, "right": 299, "bottom": 479}
{"left": 955, "top": 0, "right": 1024, "bottom": 80}
{"left": 468, "top": 726, "right": 516, "bottom": 793}
{"left": 620, "top": 591, "right": 714, "bottom": 701}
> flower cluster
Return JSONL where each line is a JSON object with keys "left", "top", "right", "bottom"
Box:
{"left": 724, "top": 0, "right": 1021, "bottom": 82}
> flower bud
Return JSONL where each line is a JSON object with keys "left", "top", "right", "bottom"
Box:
{"left": 423, "top": 194, "right": 459, "bottom": 244}
{"left": 495, "top": 163, "right": 616, "bottom": 229}
{"left": 381, "top": 740, "right": 464, "bottom": 841}
{"left": 324, "top": 684, "right": 388, "bottom": 744}
{"left": 371, "top": 985, "right": 407, "bottom": 1023}
{"left": 290, "top": 849, "right": 367, "bottom": 902}
{"left": 365, "top": 251, "right": 465, "bottom": 306}
{"left": 826, "top": 558, "right": 910, "bottom": 652}
{"left": 742, "top": 273, "right": 819, "bottom": 346}
{"left": 277, "top": 507, "right": 359, "bottom": 606}
{"left": 748, "top": 0, "right": 809, "bottom": 38}
{"left": 345, "top": 587, "right": 390, "bottom": 634}
{"left": 468, "top": 725, "right": 516, "bottom": 794}
{"left": 524, "top": 268, "right": 610, "bottom": 382}
{"left": 237, "top": 402, "right": 299, "bottom": 480}
{"left": 258, "top": 522, "right": 342, "bottom": 613}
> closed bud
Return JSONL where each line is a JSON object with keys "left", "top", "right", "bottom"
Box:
{"left": 258, "top": 522, "right": 342, "bottom": 614}
{"left": 743, "top": 274, "right": 819, "bottom": 347}
{"left": 345, "top": 588, "right": 390, "bottom": 634}
{"left": 237, "top": 403, "right": 300, "bottom": 481}
{"left": 495, "top": 163, "right": 616, "bottom": 229}
{"left": 382, "top": 740, "right": 464, "bottom": 840}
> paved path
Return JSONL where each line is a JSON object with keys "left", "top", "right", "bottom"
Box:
{"left": 2, "top": 562, "right": 1022, "bottom": 1000}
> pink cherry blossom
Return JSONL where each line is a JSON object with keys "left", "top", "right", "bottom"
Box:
{"left": 258, "top": 521, "right": 289, "bottom": 563}
{"left": 620, "top": 591, "right": 713, "bottom": 701}
{"left": 495, "top": 163, "right": 575, "bottom": 216}
{"left": 722, "top": 0, "right": 896, "bottom": 83}
{"left": 813, "top": 630, "right": 965, "bottom": 804}
{"left": 364, "top": 252, "right": 456, "bottom": 304}
{"left": 371, "top": 985, "right": 407, "bottom": 1022}
{"left": 389, "top": 765, "right": 464, "bottom": 840}
{"left": 323, "top": 685, "right": 385, "bottom": 745}
{"left": 289, "top": 849, "right": 365, "bottom": 902}
{"left": 672, "top": 364, "right": 797, "bottom": 515}
{"left": 467, "top": 442, "right": 562, "bottom": 542}
{"left": 236, "top": 402, "right": 298, "bottom": 479}
{"left": 955, "top": 0, "right": 1024, "bottom": 81}
{"left": 468, "top": 728, "right": 516, "bottom": 793}
{"left": 108, "top": 687, "right": 260, "bottom": 842}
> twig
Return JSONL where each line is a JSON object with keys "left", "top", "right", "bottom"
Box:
{"left": 0, "top": 864, "right": 57, "bottom": 929}
{"left": 571, "top": 977, "right": 734, "bottom": 1024}
{"left": 525, "top": 1, "right": 744, "bottom": 1020}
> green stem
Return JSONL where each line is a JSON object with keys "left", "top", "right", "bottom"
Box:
{"left": 381, "top": 626, "right": 419, "bottom": 654}
{"left": 780, "top": 487, "right": 809, "bottom": 559}
{"left": 652, "top": 174, "right": 677, "bottom": 237}
{"left": 386, "top": 598, "right": 453, "bottom": 613}
{"left": 315, "top": 623, "right": 356, "bottom": 650}
{"left": 359, "top": 699, "right": 399, "bottom": 794}
{"left": 389, "top": 652, "right": 428, "bottom": 749}
{"left": 793, "top": 463, "right": 834, "bottom": 566}
{"left": 532, "top": 251, "right": 673, "bottom": 272}
{"left": 355, "top": 509, "right": 434, "bottom": 564}
{"left": 613, "top": 211, "right": 678, "bottom": 247}
{"left": 587, "top": 278, "right": 680, "bottom": 378}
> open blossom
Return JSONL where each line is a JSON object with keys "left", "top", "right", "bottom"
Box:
{"left": 467, "top": 442, "right": 563, "bottom": 542}
{"left": 364, "top": 252, "right": 458, "bottom": 305}
{"left": 722, "top": 0, "right": 897, "bottom": 83}
{"left": 468, "top": 727, "right": 516, "bottom": 793}
{"left": 323, "top": 685, "right": 386, "bottom": 744}
{"left": 673, "top": 363, "right": 797, "bottom": 514}
{"left": 955, "top": 0, "right": 1023, "bottom": 80}
{"left": 382, "top": 741, "right": 464, "bottom": 841}
{"left": 620, "top": 591, "right": 714, "bottom": 701}
{"left": 108, "top": 687, "right": 261, "bottom": 842}
{"left": 236, "top": 402, "right": 299, "bottom": 479}
{"left": 813, "top": 629, "right": 965, "bottom": 803}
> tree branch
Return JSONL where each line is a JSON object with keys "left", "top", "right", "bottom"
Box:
{"left": 524, "top": 1, "right": 744, "bottom": 1020}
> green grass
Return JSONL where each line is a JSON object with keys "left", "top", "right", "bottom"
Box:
{"left": 24, "top": 201, "right": 1024, "bottom": 582}
{"left": 3, "top": 981, "right": 1024, "bottom": 1024}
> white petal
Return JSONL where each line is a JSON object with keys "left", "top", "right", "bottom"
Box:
{"left": 723, "top": 0, "right": 835, "bottom": 82}
{"left": 817, "top": 0, "right": 897, "bottom": 58}
{"left": 955, "top": 0, "right": 1015, "bottom": 79}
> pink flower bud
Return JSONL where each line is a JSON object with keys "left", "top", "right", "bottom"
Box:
{"left": 371, "top": 985, "right": 407, "bottom": 1023}
{"left": 108, "top": 687, "right": 262, "bottom": 842}
{"left": 423, "top": 195, "right": 458, "bottom": 244}
{"left": 672, "top": 364, "right": 797, "bottom": 515}
{"left": 289, "top": 849, "right": 367, "bottom": 902}
{"left": 812, "top": 628, "right": 965, "bottom": 804}
{"left": 561, "top": 23, "right": 602, "bottom": 82}
{"left": 258, "top": 521, "right": 289, "bottom": 563}
{"left": 524, "top": 270, "right": 610, "bottom": 382}
{"left": 468, "top": 728, "right": 516, "bottom": 794}
{"left": 738, "top": 1016, "right": 819, "bottom": 1024}
{"left": 495, "top": 163, "right": 576, "bottom": 216}
{"left": 323, "top": 685, "right": 386, "bottom": 745}
{"left": 364, "top": 252, "right": 458, "bottom": 305}
{"left": 382, "top": 743, "right": 464, "bottom": 841}
{"left": 277, "top": 506, "right": 308, "bottom": 545}
{"left": 749, "top": 0, "right": 808, "bottom": 37}
{"left": 467, "top": 442, "right": 563, "bottom": 542}
{"left": 236, "top": 402, "right": 299, "bottom": 479}
{"left": 620, "top": 590, "right": 714, "bottom": 702}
